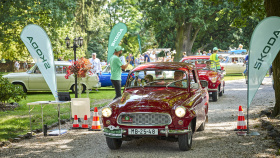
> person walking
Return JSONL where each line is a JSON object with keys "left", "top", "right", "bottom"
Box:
{"left": 210, "top": 47, "right": 223, "bottom": 70}
{"left": 89, "top": 53, "right": 102, "bottom": 75}
{"left": 110, "top": 46, "right": 131, "bottom": 100}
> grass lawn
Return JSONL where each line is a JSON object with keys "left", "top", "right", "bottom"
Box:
{"left": 0, "top": 87, "right": 118, "bottom": 142}
{"left": 224, "top": 73, "right": 245, "bottom": 81}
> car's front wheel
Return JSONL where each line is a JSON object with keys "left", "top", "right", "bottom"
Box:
{"left": 106, "top": 137, "right": 122, "bottom": 150}
{"left": 219, "top": 86, "right": 223, "bottom": 96}
{"left": 13, "top": 83, "right": 27, "bottom": 93}
{"left": 178, "top": 121, "right": 192, "bottom": 151}
{"left": 212, "top": 91, "right": 218, "bottom": 101}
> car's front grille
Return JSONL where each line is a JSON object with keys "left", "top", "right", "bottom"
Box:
{"left": 117, "top": 112, "right": 172, "bottom": 126}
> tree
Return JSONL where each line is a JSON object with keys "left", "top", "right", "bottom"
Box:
{"left": 0, "top": 0, "right": 77, "bottom": 61}
{"left": 140, "top": 0, "right": 233, "bottom": 61}
{"left": 265, "top": 0, "right": 280, "bottom": 116}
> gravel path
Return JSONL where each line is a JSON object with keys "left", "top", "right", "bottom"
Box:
{"left": 0, "top": 77, "right": 278, "bottom": 158}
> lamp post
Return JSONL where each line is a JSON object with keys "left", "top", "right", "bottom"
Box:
{"left": 65, "top": 36, "right": 84, "bottom": 98}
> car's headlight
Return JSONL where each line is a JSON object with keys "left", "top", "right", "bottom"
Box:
{"left": 175, "top": 106, "right": 186, "bottom": 118}
{"left": 210, "top": 76, "right": 217, "bottom": 83}
{"left": 102, "top": 107, "right": 112, "bottom": 117}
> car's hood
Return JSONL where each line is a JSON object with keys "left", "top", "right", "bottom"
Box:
{"left": 112, "top": 88, "right": 191, "bottom": 112}
{"left": 3, "top": 72, "right": 29, "bottom": 77}
{"left": 197, "top": 70, "right": 218, "bottom": 80}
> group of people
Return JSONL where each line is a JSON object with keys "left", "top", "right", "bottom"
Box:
{"left": 123, "top": 51, "right": 174, "bottom": 68}
{"left": 14, "top": 61, "right": 28, "bottom": 72}
{"left": 195, "top": 49, "right": 213, "bottom": 56}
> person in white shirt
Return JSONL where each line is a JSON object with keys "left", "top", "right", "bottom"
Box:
{"left": 89, "top": 53, "right": 102, "bottom": 75}
{"left": 14, "top": 61, "right": 20, "bottom": 72}
{"left": 150, "top": 51, "right": 156, "bottom": 62}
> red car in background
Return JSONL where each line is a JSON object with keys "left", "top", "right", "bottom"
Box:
{"left": 102, "top": 62, "right": 209, "bottom": 151}
{"left": 180, "top": 56, "right": 225, "bottom": 101}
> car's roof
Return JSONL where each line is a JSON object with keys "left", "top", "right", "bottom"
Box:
{"left": 227, "top": 55, "right": 246, "bottom": 57}
{"left": 132, "top": 62, "right": 194, "bottom": 71}
{"left": 181, "top": 56, "right": 210, "bottom": 61}
{"left": 54, "top": 61, "right": 71, "bottom": 65}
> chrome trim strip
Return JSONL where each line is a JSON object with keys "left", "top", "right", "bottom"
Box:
{"left": 208, "top": 89, "right": 218, "bottom": 91}
{"left": 160, "top": 129, "right": 191, "bottom": 134}
{"left": 117, "top": 112, "right": 172, "bottom": 126}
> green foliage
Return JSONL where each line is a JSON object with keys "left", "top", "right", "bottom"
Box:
{"left": 0, "top": 0, "right": 77, "bottom": 61}
{"left": 0, "top": 76, "right": 26, "bottom": 103}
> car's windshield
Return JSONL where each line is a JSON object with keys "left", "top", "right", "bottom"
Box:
{"left": 183, "top": 59, "right": 217, "bottom": 71}
{"left": 126, "top": 70, "right": 188, "bottom": 88}
{"left": 27, "top": 64, "right": 37, "bottom": 73}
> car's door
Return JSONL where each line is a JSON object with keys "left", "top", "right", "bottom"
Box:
{"left": 190, "top": 70, "right": 204, "bottom": 129}
{"left": 99, "top": 65, "right": 112, "bottom": 87}
{"left": 55, "top": 65, "right": 71, "bottom": 90}
{"left": 28, "top": 66, "right": 49, "bottom": 90}
{"left": 237, "top": 56, "right": 246, "bottom": 73}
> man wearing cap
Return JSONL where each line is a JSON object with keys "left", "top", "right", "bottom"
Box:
{"left": 210, "top": 47, "right": 223, "bottom": 70}
{"left": 89, "top": 53, "right": 102, "bottom": 75}
{"left": 110, "top": 45, "right": 131, "bottom": 100}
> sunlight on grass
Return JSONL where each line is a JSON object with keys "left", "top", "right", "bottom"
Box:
{"left": 224, "top": 73, "right": 244, "bottom": 81}
{"left": 0, "top": 88, "right": 116, "bottom": 141}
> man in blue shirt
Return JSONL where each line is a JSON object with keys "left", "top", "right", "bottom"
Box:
{"left": 126, "top": 53, "right": 135, "bottom": 66}
{"left": 144, "top": 52, "right": 150, "bottom": 63}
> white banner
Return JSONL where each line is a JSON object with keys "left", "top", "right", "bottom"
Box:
{"left": 248, "top": 16, "right": 280, "bottom": 107}
{"left": 20, "top": 24, "right": 58, "bottom": 101}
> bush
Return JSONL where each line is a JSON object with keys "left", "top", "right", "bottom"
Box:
{"left": 0, "top": 76, "right": 26, "bottom": 104}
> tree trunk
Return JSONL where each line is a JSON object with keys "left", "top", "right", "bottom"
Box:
{"left": 265, "top": 0, "right": 280, "bottom": 116}
{"left": 174, "top": 25, "right": 184, "bottom": 62}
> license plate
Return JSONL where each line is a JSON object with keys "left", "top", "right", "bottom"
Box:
{"left": 128, "top": 129, "right": 158, "bottom": 135}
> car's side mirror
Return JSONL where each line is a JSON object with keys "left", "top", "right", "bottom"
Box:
{"left": 200, "top": 80, "right": 208, "bottom": 89}
{"left": 190, "top": 83, "right": 199, "bottom": 89}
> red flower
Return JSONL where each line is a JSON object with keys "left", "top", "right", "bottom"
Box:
{"left": 65, "top": 57, "right": 92, "bottom": 79}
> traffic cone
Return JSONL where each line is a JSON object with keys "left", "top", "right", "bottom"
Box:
{"left": 89, "top": 107, "right": 102, "bottom": 131}
{"left": 71, "top": 115, "right": 81, "bottom": 129}
{"left": 82, "top": 115, "right": 89, "bottom": 129}
{"left": 234, "top": 105, "right": 247, "bottom": 131}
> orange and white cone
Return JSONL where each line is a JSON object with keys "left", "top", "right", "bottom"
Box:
{"left": 71, "top": 115, "right": 81, "bottom": 129}
{"left": 89, "top": 107, "right": 102, "bottom": 131}
{"left": 234, "top": 105, "right": 247, "bottom": 131}
{"left": 82, "top": 115, "right": 89, "bottom": 129}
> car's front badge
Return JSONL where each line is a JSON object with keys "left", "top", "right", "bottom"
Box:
{"left": 122, "top": 115, "right": 133, "bottom": 123}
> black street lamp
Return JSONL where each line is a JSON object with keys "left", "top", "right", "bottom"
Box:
{"left": 65, "top": 35, "right": 84, "bottom": 98}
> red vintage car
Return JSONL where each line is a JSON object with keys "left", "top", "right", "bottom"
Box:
{"left": 180, "top": 56, "right": 225, "bottom": 101}
{"left": 101, "top": 62, "right": 209, "bottom": 151}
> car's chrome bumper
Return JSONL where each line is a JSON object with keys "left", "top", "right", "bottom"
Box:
{"left": 103, "top": 126, "right": 191, "bottom": 139}
{"left": 208, "top": 88, "right": 218, "bottom": 91}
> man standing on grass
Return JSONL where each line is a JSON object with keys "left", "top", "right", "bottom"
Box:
{"left": 110, "top": 46, "right": 131, "bottom": 100}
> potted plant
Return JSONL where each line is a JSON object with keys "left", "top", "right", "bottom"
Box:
{"left": 65, "top": 57, "right": 92, "bottom": 97}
